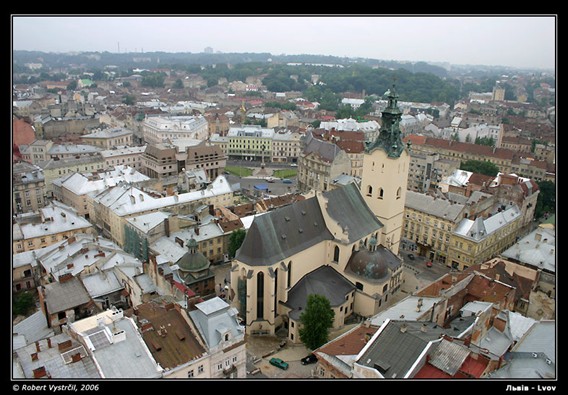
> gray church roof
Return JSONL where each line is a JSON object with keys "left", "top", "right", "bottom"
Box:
{"left": 235, "top": 197, "right": 333, "bottom": 266}
{"left": 236, "top": 183, "right": 383, "bottom": 266}
{"left": 322, "top": 183, "right": 383, "bottom": 243}
{"left": 283, "top": 265, "right": 356, "bottom": 321}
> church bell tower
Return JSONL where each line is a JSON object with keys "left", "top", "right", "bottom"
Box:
{"left": 361, "top": 84, "right": 410, "bottom": 255}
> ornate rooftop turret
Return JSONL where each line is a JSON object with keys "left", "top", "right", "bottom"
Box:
{"left": 365, "top": 83, "right": 405, "bottom": 158}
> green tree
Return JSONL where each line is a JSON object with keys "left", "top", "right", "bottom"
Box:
{"left": 173, "top": 78, "right": 184, "bottom": 89}
{"left": 66, "top": 80, "right": 78, "bottom": 91}
{"left": 460, "top": 160, "right": 500, "bottom": 177}
{"left": 299, "top": 294, "right": 335, "bottom": 350}
{"left": 535, "top": 180, "right": 556, "bottom": 219}
{"left": 123, "top": 94, "right": 135, "bottom": 105}
{"left": 13, "top": 291, "right": 35, "bottom": 317}
{"left": 228, "top": 229, "right": 246, "bottom": 258}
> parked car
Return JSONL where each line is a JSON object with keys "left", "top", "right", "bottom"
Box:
{"left": 269, "top": 357, "right": 289, "bottom": 370}
{"left": 426, "top": 261, "right": 433, "bottom": 268}
{"left": 290, "top": 163, "right": 298, "bottom": 167}
{"left": 282, "top": 179, "right": 293, "bottom": 184}
{"left": 301, "top": 354, "right": 318, "bottom": 365}
{"left": 407, "top": 253, "right": 415, "bottom": 260}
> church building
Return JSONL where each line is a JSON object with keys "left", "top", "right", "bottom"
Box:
{"left": 228, "top": 85, "right": 411, "bottom": 342}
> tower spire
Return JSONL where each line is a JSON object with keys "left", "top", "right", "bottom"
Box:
{"left": 365, "top": 79, "right": 405, "bottom": 158}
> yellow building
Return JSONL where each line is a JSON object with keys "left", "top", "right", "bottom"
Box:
{"left": 448, "top": 205, "right": 523, "bottom": 270}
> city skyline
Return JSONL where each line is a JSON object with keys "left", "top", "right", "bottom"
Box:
{"left": 12, "top": 15, "right": 556, "bottom": 70}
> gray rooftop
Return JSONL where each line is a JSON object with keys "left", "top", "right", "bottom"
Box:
{"left": 13, "top": 310, "right": 55, "bottom": 347}
{"left": 369, "top": 295, "right": 444, "bottom": 327}
{"left": 303, "top": 131, "right": 343, "bottom": 163}
{"left": 14, "top": 333, "right": 100, "bottom": 379}
{"left": 357, "top": 320, "right": 446, "bottom": 378}
{"left": 501, "top": 227, "right": 555, "bottom": 273}
{"left": 488, "top": 352, "right": 555, "bottom": 379}
{"left": 91, "top": 317, "right": 162, "bottom": 378}
{"left": 236, "top": 196, "right": 333, "bottom": 266}
{"left": 284, "top": 265, "right": 356, "bottom": 321}
{"left": 513, "top": 320, "right": 556, "bottom": 364}
{"left": 188, "top": 297, "right": 244, "bottom": 350}
{"left": 428, "top": 338, "right": 471, "bottom": 376}
{"left": 44, "top": 277, "right": 92, "bottom": 313}
{"left": 405, "top": 190, "right": 465, "bottom": 222}
{"left": 322, "top": 183, "right": 383, "bottom": 243}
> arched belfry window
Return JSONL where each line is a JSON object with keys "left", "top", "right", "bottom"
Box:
{"left": 378, "top": 187, "right": 384, "bottom": 199}
{"left": 396, "top": 187, "right": 402, "bottom": 200}
{"left": 333, "top": 246, "right": 340, "bottom": 263}
{"left": 256, "top": 272, "right": 264, "bottom": 319}
{"left": 366, "top": 185, "right": 373, "bottom": 197}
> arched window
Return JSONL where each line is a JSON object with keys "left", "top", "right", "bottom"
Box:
{"left": 256, "top": 272, "right": 264, "bottom": 319}
{"left": 287, "top": 261, "right": 292, "bottom": 288}
{"left": 383, "top": 284, "right": 388, "bottom": 294}
{"left": 396, "top": 187, "right": 402, "bottom": 200}
{"left": 378, "top": 187, "right": 384, "bottom": 199}
{"left": 333, "top": 246, "right": 340, "bottom": 263}
{"left": 366, "top": 185, "right": 373, "bottom": 197}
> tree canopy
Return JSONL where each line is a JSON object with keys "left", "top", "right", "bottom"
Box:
{"left": 299, "top": 294, "right": 335, "bottom": 350}
{"left": 535, "top": 180, "right": 555, "bottom": 219}
{"left": 460, "top": 160, "right": 500, "bottom": 177}
{"left": 228, "top": 229, "right": 246, "bottom": 259}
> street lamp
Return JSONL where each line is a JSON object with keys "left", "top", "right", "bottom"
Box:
{"left": 261, "top": 144, "right": 265, "bottom": 169}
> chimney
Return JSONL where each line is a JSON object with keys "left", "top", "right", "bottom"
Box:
{"left": 35, "top": 341, "right": 41, "bottom": 353}
{"left": 195, "top": 227, "right": 199, "bottom": 236}
{"left": 164, "top": 217, "right": 170, "bottom": 237}
{"left": 71, "top": 353, "right": 82, "bottom": 363}
{"left": 33, "top": 366, "right": 48, "bottom": 379}
{"left": 47, "top": 338, "right": 52, "bottom": 348}
{"left": 400, "top": 323, "right": 408, "bottom": 333}
{"left": 420, "top": 323, "right": 428, "bottom": 333}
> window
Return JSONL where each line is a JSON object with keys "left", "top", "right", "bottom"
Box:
{"left": 333, "top": 246, "right": 340, "bottom": 263}
{"left": 217, "top": 363, "right": 223, "bottom": 371}
{"left": 396, "top": 187, "right": 401, "bottom": 200}
{"left": 378, "top": 187, "right": 384, "bottom": 199}
{"left": 187, "top": 370, "right": 194, "bottom": 378}
{"left": 366, "top": 185, "right": 373, "bottom": 197}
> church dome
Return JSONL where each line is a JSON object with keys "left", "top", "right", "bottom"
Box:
{"left": 176, "top": 238, "right": 210, "bottom": 272}
{"left": 346, "top": 245, "right": 397, "bottom": 281}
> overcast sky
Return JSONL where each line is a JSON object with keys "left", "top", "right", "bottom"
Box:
{"left": 12, "top": 15, "right": 556, "bottom": 70}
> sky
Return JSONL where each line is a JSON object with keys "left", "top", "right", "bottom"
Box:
{"left": 11, "top": 15, "right": 557, "bottom": 70}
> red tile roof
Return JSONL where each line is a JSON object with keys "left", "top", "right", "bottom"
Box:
{"left": 316, "top": 324, "right": 379, "bottom": 356}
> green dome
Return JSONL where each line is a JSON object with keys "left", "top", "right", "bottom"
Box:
{"left": 177, "top": 239, "right": 210, "bottom": 272}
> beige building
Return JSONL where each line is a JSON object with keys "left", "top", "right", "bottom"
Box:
{"left": 13, "top": 162, "right": 47, "bottom": 215}
{"left": 266, "top": 110, "right": 300, "bottom": 129}
{"left": 360, "top": 86, "right": 410, "bottom": 256}
{"left": 407, "top": 152, "right": 461, "bottom": 193}
{"left": 80, "top": 127, "right": 134, "bottom": 149}
{"left": 39, "top": 153, "right": 107, "bottom": 194}
{"left": 19, "top": 139, "right": 54, "bottom": 164}
{"left": 230, "top": 185, "right": 404, "bottom": 340}
{"left": 229, "top": 85, "right": 409, "bottom": 342}
{"left": 12, "top": 202, "right": 96, "bottom": 254}
{"left": 141, "top": 141, "right": 226, "bottom": 181}
{"left": 297, "top": 131, "right": 352, "bottom": 192}
{"left": 51, "top": 165, "right": 150, "bottom": 219}
{"left": 100, "top": 145, "right": 147, "bottom": 171}
{"left": 448, "top": 204, "right": 523, "bottom": 270}
{"left": 402, "top": 191, "right": 469, "bottom": 265}
{"left": 142, "top": 115, "right": 209, "bottom": 145}
{"left": 88, "top": 175, "right": 233, "bottom": 247}
{"left": 271, "top": 130, "right": 303, "bottom": 163}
